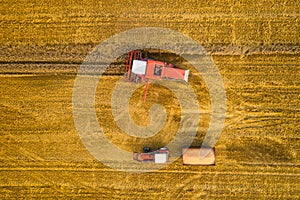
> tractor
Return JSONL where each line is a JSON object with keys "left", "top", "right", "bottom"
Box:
{"left": 133, "top": 147, "right": 170, "bottom": 163}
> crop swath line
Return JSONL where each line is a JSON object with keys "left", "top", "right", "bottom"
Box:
{"left": 0, "top": 60, "right": 82, "bottom": 65}
{"left": 1, "top": 139, "right": 45, "bottom": 162}
{"left": 1, "top": 166, "right": 299, "bottom": 177}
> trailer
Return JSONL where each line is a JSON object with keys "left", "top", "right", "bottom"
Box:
{"left": 182, "top": 147, "right": 216, "bottom": 166}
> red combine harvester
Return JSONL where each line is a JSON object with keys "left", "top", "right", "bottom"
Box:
{"left": 133, "top": 147, "right": 170, "bottom": 163}
{"left": 124, "top": 50, "right": 189, "bottom": 102}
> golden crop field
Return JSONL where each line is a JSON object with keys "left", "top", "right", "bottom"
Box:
{"left": 1, "top": 0, "right": 300, "bottom": 199}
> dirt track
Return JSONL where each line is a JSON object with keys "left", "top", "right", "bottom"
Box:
{"left": 1, "top": 0, "right": 300, "bottom": 199}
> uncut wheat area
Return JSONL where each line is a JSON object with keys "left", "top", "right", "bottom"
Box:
{"left": 1, "top": 0, "right": 300, "bottom": 199}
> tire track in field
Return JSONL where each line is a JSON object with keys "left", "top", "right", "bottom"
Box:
{"left": 1, "top": 165, "right": 299, "bottom": 176}
{"left": 0, "top": 140, "right": 45, "bottom": 162}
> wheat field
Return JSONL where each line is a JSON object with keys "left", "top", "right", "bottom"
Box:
{"left": 0, "top": 0, "right": 300, "bottom": 199}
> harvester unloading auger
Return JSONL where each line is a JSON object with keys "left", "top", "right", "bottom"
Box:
{"left": 124, "top": 50, "right": 189, "bottom": 102}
